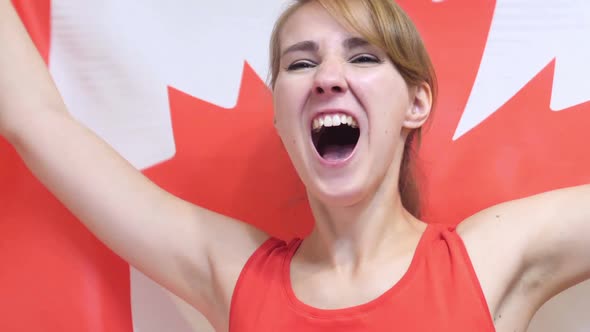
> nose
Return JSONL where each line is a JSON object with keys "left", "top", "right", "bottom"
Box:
{"left": 312, "top": 58, "right": 348, "bottom": 96}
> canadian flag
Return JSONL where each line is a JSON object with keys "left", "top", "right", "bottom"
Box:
{"left": 1, "top": 1, "right": 589, "bottom": 331}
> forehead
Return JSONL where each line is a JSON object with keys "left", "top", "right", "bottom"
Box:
{"left": 279, "top": 1, "right": 371, "bottom": 49}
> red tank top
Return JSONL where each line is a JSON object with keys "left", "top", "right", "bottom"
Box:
{"left": 229, "top": 224, "right": 495, "bottom": 331}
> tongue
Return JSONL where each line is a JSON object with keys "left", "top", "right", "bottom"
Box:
{"left": 322, "top": 144, "right": 355, "bottom": 161}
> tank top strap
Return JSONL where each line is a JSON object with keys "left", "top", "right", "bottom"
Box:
{"left": 425, "top": 223, "right": 496, "bottom": 331}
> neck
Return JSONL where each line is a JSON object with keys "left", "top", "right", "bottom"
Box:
{"left": 303, "top": 163, "right": 425, "bottom": 271}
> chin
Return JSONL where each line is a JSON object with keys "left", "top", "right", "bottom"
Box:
{"left": 307, "top": 179, "right": 369, "bottom": 208}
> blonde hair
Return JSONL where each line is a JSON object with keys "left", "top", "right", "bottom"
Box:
{"left": 269, "top": 0, "right": 437, "bottom": 217}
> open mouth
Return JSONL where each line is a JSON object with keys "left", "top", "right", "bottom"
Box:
{"left": 311, "top": 113, "right": 360, "bottom": 161}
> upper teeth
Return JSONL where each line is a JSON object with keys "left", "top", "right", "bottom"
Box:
{"left": 312, "top": 113, "right": 358, "bottom": 131}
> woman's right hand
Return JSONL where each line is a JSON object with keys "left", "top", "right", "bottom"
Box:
{"left": 0, "top": 1, "right": 268, "bottom": 329}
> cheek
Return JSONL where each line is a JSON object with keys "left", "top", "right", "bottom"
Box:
{"left": 352, "top": 67, "right": 408, "bottom": 103}
{"left": 272, "top": 102, "right": 296, "bottom": 146}
{"left": 272, "top": 106, "right": 290, "bottom": 142}
{"left": 273, "top": 78, "right": 308, "bottom": 130}
{"left": 272, "top": 85, "right": 290, "bottom": 132}
{"left": 351, "top": 77, "right": 410, "bottom": 143}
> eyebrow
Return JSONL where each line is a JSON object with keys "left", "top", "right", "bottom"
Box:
{"left": 281, "top": 37, "right": 371, "bottom": 58}
{"left": 344, "top": 37, "right": 370, "bottom": 50}
{"left": 281, "top": 40, "right": 318, "bottom": 57}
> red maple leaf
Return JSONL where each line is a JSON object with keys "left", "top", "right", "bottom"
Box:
{"left": 143, "top": 64, "right": 313, "bottom": 240}
{"left": 422, "top": 60, "right": 590, "bottom": 224}
{"left": 399, "top": 0, "right": 590, "bottom": 223}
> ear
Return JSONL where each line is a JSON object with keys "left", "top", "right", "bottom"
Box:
{"left": 403, "top": 82, "right": 432, "bottom": 129}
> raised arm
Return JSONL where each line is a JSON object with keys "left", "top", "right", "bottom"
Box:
{"left": 511, "top": 185, "right": 590, "bottom": 296}
{"left": 459, "top": 184, "right": 590, "bottom": 319}
{"left": 0, "top": 1, "right": 268, "bottom": 326}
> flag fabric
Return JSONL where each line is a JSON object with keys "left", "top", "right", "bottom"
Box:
{"left": 1, "top": 1, "right": 589, "bottom": 331}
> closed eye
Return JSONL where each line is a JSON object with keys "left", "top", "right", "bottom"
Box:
{"left": 350, "top": 54, "right": 381, "bottom": 64}
{"left": 287, "top": 60, "right": 316, "bottom": 71}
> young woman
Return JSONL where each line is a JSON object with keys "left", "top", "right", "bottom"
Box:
{"left": 1, "top": 0, "right": 588, "bottom": 331}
